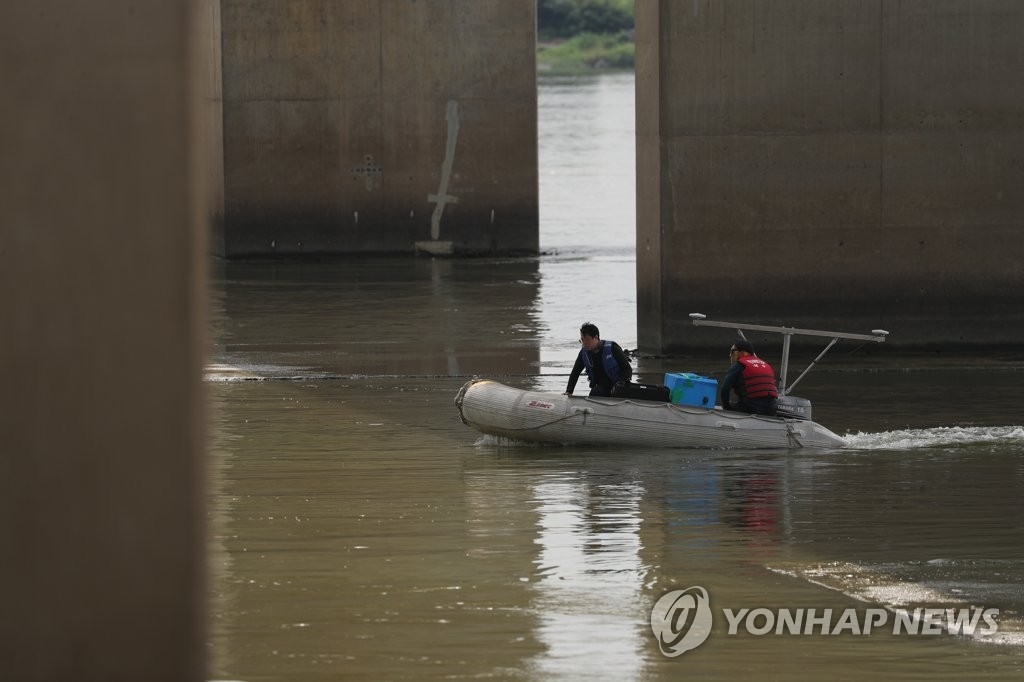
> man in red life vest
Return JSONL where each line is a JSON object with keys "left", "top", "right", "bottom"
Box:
{"left": 720, "top": 339, "right": 779, "bottom": 416}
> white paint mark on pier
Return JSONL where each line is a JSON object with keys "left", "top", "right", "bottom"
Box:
{"left": 427, "top": 100, "right": 460, "bottom": 241}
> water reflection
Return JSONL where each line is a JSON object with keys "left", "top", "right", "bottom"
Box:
{"left": 719, "top": 463, "right": 780, "bottom": 542}
{"left": 211, "top": 257, "right": 545, "bottom": 379}
{"left": 207, "top": 374, "right": 1024, "bottom": 680}
{"left": 528, "top": 474, "right": 648, "bottom": 681}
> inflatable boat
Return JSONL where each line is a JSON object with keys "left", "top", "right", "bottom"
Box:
{"left": 454, "top": 314, "right": 889, "bottom": 450}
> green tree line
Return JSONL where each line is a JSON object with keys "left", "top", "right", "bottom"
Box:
{"left": 538, "top": 0, "right": 634, "bottom": 40}
{"left": 537, "top": 0, "right": 635, "bottom": 71}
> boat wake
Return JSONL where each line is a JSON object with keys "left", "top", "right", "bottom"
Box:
{"left": 472, "top": 426, "right": 1024, "bottom": 452}
{"left": 842, "top": 425, "right": 1024, "bottom": 450}
{"left": 474, "top": 434, "right": 552, "bottom": 448}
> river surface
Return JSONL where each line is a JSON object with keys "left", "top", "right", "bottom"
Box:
{"left": 206, "top": 73, "right": 1024, "bottom": 681}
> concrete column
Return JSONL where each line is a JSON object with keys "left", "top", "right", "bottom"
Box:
{"left": 636, "top": 1, "right": 1024, "bottom": 353}
{"left": 221, "top": 0, "right": 538, "bottom": 256}
{"left": 1, "top": 1, "right": 210, "bottom": 680}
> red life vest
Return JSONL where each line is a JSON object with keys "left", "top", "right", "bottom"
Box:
{"left": 737, "top": 356, "right": 778, "bottom": 399}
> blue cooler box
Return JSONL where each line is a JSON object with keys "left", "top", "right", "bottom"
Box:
{"left": 664, "top": 372, "right": 718, "bottom": 409}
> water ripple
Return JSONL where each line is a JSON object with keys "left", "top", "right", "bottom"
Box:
{"left": 843, "top": 425, "right": 1024, "bottom": 450}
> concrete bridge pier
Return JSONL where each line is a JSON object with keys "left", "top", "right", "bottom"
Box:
{"left": 218, "top": 0, "right": 539, "bottom": 257}
{"left": 636, "top": 1, "right": 1024, "bottom": 353}
{"left": 2, "top": 1, "right": 211, "bottom": 680}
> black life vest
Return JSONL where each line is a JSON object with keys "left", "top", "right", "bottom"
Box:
{"left": 580, "top": 340, "right": 623, "bottom": 385}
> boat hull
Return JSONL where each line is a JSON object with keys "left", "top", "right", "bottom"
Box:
{"left": 455, "top": 379, "right": 847, "bottom": 450}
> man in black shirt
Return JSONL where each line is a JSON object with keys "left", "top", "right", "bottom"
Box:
{"left": 564, "top": 322, "right": 632, "bottom": 397}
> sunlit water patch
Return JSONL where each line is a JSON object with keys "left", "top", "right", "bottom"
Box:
{"left": 204, "top": 362, "right": 310, "bottom": 381}
{"left": 768, "top": 561, "right": 1024, "bottom": 647}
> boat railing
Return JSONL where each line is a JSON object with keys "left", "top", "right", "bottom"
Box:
{"left": 689, "top": 313, "right": 889, "bottom": 396}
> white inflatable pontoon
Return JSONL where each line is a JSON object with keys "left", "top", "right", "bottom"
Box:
{"left": 454, "top": 314, "right": 889, "bottom": 450}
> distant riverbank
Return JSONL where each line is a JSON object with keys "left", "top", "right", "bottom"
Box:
{"left": 537, "top": 32, "right": 634, "bottom": 73}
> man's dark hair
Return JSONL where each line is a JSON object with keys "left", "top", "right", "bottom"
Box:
{"left": 580, "top": 322, "right": 600, "bottom": 338}
{"left": 734, "top": 338, "right": 755, "bottom": 354}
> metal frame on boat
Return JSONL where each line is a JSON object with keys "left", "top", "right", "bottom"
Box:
{"left": 688, "top": 313, "right": 889, "bottom": 396}
{"left": 455, "top": 315, "right": 889, "bottom": 450}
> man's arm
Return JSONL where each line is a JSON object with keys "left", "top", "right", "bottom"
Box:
{"left": 565, "top": 354, "right": 585, "bottom": 394}
{"left": 720, "top": 362, "right": 741, "bottom": 409}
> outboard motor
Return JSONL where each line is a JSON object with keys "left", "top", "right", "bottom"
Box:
{"left": 776, "top": 395, "right": 812, "bottom": 421}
